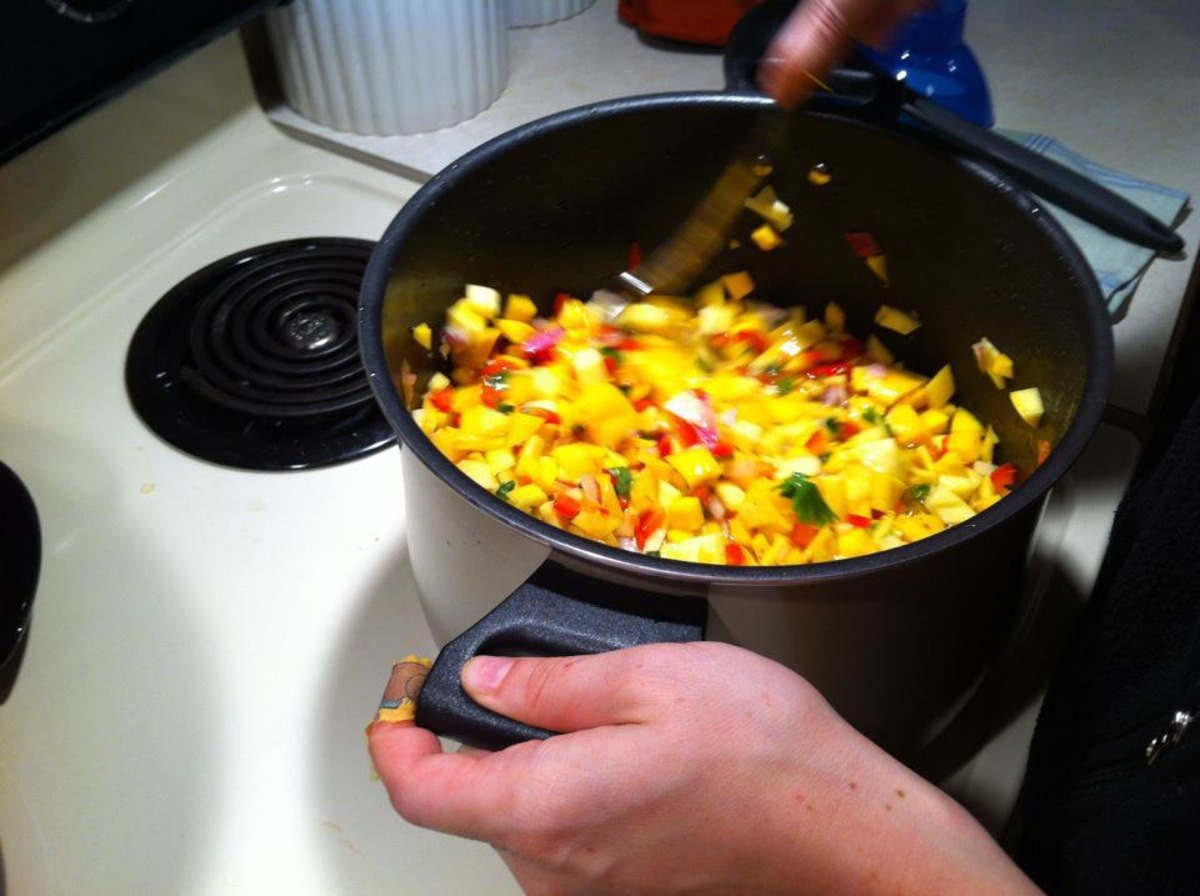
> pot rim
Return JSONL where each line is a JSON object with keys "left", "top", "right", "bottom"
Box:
{"left": 359, "top": 90, "right": 1114, "bottom": 588}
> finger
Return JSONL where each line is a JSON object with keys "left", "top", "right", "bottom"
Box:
{"left": 758, "top": 0, "right": 855, "bottom": 106}
{"left": 462, "top": 646, "right": 685, "bottom": 734}
{"left": 367, "top": 718, "right": 511, "bottom": 837}
{"left": 366, "top": 656, "right": 526, "bottom": 840}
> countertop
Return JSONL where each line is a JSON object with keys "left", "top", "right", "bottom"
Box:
{"left": 260, "top": 0, "right": 1199, "bottom": 422}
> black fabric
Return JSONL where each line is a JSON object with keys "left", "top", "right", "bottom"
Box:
{"left": 1015, "top": 391, "right": 1200, "bottom": 894}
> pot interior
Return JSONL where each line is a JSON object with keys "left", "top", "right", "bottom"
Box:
{"left": 366, "top": 94, "right": 1110, "bottom": 560}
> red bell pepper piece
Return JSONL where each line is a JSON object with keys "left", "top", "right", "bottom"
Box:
{"left": 808, "top": 361, "right": 852, "bottom": 378}
{"left": 725, "top": 542, "right": 747, "bottom": 566}
{"left": 846, "top": 513, "right": 872, "bottom": 529}
{"left": 845, "top": 231, "right": 882, "bottom": 258}
{"left": 635, "top": 508, "right": 665, "bottom": 550}
{"left": 553, "top": 493, "right": 581, "bottom": 519}
{"left": 525, "top": 406, "right": 562, "bottom": 425}
{"left": 790, "top": 522, "right": 819, "bottom": 548}
{"left": 990, "top": 462, "right": 1018, "bottom": 490}
{"left": 429, "top": 389, "right": 454, "bottom": 412}
{"left": 675, "top": 420, "right": 700, "bottom": 448}
{"left": 480, "top": 359, "right": 518, "bottom": 408}
{"left": 805, "top": 428, "right": 829, "bottom": 456}
{"left": 733, "top": 330, "right": 770, "bottom": 353}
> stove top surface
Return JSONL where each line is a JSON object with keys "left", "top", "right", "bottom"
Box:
{"left": 0, "top": 39, "right": 521, "bottom": 893}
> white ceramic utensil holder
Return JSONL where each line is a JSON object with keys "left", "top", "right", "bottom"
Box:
{"left": 265, "top": 0, "right": 510, "bottom": 136}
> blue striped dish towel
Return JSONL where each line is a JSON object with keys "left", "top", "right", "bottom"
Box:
{"left": 998, "top": 129, "right": 1190, "bottom": 318}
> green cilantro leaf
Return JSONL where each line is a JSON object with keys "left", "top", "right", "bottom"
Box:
{"left": 778, "top": 473, "right": 838, "bottom": 526}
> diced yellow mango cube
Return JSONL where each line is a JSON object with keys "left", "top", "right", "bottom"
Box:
{"left": 667, "top": 496, "right": 706, "bottom": 531}
{"left": 744, "top": 186, "right": 794, "bottom": 231}
{"left": 457, "top": 458, "right": 498, "bottom": 491}
{"left": 874, "top": 304, "right": 920, "bottom": 335}
{"left": 484, "top": 447, "right": 516, "bottom": 476}
{"left": 866, "top": 255, "right": 888, "bottom": 283}
{"left": 750, "top": 224, "right": 783, "bottom": 251}
{"left": 925, "top": 485, "right": 976, "bottom": 525}
{"left": 577, "top": 382, "right": 639, "bottom": 449}
{"left": 504, "top": 293, "right": 538, "bottom": 323}
{"left": 865, "top": 333, "right": 895, "bottom": 365}
{"left": 412, "top": 323, "right": 432, "bottom": 350}
{"left": 812, "top": 473, "right": 847, "bottom": 519}
{"left": 459, "top": 405, "right": 511, "bottom": 439}
{"left": 463, "top": 284, "right": 502, "bottom": 319}
{"left": 496, "top": 318, "right": 536, "bottom": 344}
{"left": 573, "top": 347, "right": 610, "bottom": 384}
{"left": 721, "top": 270, "right": 756, "bottom": 302}
{"left": 837, "top": 526, "right": 878, "bottom": 558}
{"left": 920, "top": 407, "right": 951, "bottom": 436}
{"left": 551, "top": 442, "right": 606, "bottom": 479}
{"left": 507, "top": 483, "right": 548, "bottom": 511}
{"left": 665, "top": 446, "right": 723, "bottom": 490}
{"left": 924, "top": 364, "right": 956, "bottom": 410}
{"left": 1010, "top": 387, "right": 1044, "bottom": 427}
{"left": 972, "top": 337, "right": 1015, "bottom": 389}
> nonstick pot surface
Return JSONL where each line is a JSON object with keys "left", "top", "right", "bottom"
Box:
{"left": 360, "top": 92, "right": 1112, "bottom": 586}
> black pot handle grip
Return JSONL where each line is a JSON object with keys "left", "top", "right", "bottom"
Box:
{"left": 415, "top": 563, "right": 707, "bottom": 751}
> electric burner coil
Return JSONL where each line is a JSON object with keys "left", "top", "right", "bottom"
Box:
{"left": 125, "top": 237, "right": 395, "bottom": 471}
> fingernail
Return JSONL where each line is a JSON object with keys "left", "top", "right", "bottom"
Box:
{"left": 463, "top": 655, "right": 514, "bottom": 696}
{"left": 367, "top": 654, "right": 432, "bottom": 733}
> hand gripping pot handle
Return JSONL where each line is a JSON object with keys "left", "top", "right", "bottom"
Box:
{"left": 415, "top": 563, "right": 707, "bottom": 751}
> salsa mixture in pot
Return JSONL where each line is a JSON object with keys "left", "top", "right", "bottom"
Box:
{"left": 411, "top": 268, "right": 1041, "bottom": 567}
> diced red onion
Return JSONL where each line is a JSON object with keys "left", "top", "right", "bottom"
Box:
{"left": 822, "top": 383, "right": 849, "bottom": 406}
{"left": 664, "top": 389, "right": 720, "bottom": 449}
{"left": 521, "top": 326, "right": 564, "bottom": 361}
{"left": 709, "top": 497, "right": 727, "bottom": 521}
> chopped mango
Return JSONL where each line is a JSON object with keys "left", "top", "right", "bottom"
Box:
{"left": 1010, "top": 387, "right": 1044, "bottom": 427}
{"left": 577, "top": 382, "right": 639, "bottom": 449}
{"left": 874, "top": 305, "right": 920, "bottom": 335}
{"left": 666, "top": 446, "right": 723, "bottom": 490}
{"left": 972, "top": 337, "right": 1015, "bottom": 389}
{"left": 750, "top": 224, "right": 784, "bottom": 251}
{"left": 412, "top": 323, "right": 432, "bottom": 350}
{"left": 721, "top": 270, "right": 756, "bottom": 302}
{"left": 923, "top": 365, "right": 956, "bottom": 410}
{"left": 504, "top": 293, "right": 538, "bottom": 322}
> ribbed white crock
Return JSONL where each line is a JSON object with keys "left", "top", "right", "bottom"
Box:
{"left": 265, "top": 0, "right": 510, "bottom": 136}
{"left": 508, "top": 0, "right": 596, "bottom": 27}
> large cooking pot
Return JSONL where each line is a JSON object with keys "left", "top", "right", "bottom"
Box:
{"left": 358, "top": 92, "right": 1112, "bottom": 760}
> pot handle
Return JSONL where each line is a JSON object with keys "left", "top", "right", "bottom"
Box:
{"left": 415, "top": 563, "right": 707, "bottom": 751}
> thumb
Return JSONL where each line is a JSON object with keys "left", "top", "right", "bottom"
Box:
{"left": 462, "top": 648, "right": 667, "bottom": 734}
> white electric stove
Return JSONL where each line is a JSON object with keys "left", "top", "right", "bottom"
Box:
{"left": 0, "top": 24, "right": 1148, "bottom": 896}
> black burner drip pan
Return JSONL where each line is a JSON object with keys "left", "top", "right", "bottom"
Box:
{"left": 125, "top": 237, "right": 395, "bottom": 471}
